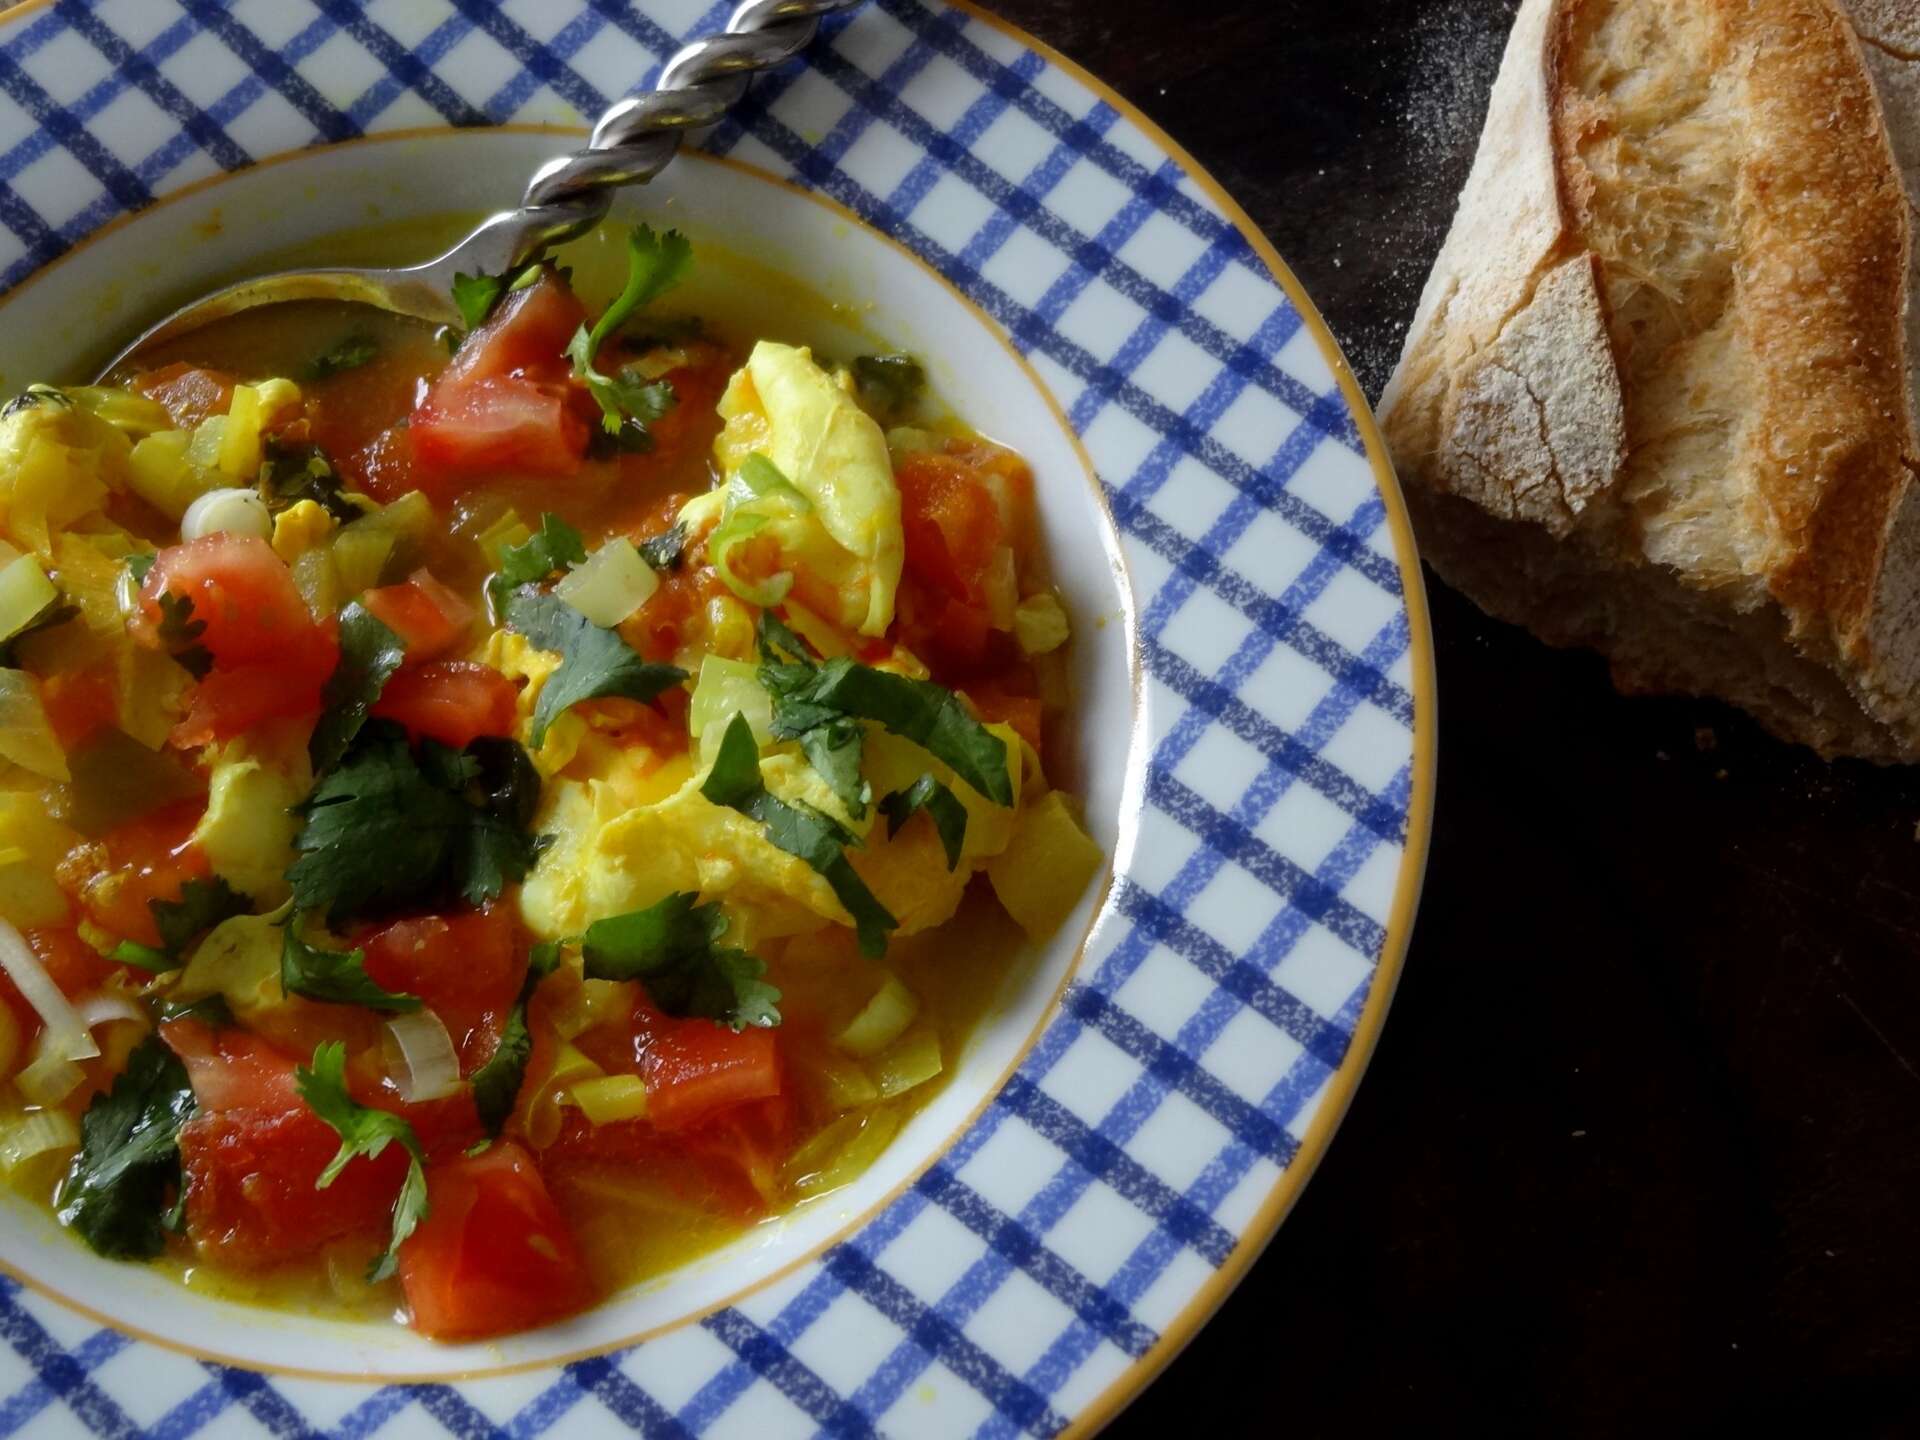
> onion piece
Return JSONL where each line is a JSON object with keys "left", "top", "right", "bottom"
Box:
{"left": 568, "top": 1074, "right": 648, "bottom": 1126}
{"left": 0, "top": 920, "right": 98, "bottom": 1066}
{"left": 75, "top": 993, "right": 147, "bottom": 1031}
{"left": 834, "top": 974, "right": 920, "bottom": 1059}
{"left": 0, "top": 1108, "right": 78, "bottom": 1174}
{"left": 181, "top": 485, "right": 270, "bottom": 541}
{"left": 15, "top": 1044, "right": 84, "bottom": 1108}
{"left": 555, "top": 537, "right": 658, "bottom": 627}
{"left": 381, "top": 1011, "right": 462, "bottom": 1103}
{"left": 870, "top": 1025, "right": 943, "bottom": 1099}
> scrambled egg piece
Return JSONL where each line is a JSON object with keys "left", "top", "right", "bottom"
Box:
{"left": 190, "top": 724, "right": 313, "bottom": 904}
{"left": 271, "top": 499, "right": 334, "bottom": 564}
{"left": 521, "top": 751, "right": 855, "bottom": 944}
{"left": 710, "top": 342, "right": 903, "bottom": 636}
{"left": 0, "top": 396, "right": 130, "bottom": 556}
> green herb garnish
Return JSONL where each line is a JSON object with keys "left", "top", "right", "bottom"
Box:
{"left": 468, "top": 940, "right": 564, "bottom": 1134}
{"left": 281, "top": 919, "right": 420, "bottom": 1012}
{"left": 286, "top": 722, "right": 545, "bottom": 925}
{"left": 852, "top": 353, "right": 925, "bottom": 421}
{"left": 259, "top": 441, "right": 361, "bottom": 523}
{"left": 306, "top": 334, "right": 378, "bottom": 381}
{"left": 701, "top": 712, "right": 897, "bottom": 958}
{"left": 501, "top": 587, "right": 687, "bottom": 746}
{"left": 581, "top": 892, "right": 781, "bottom": 1031}
{"left": 57, "top": 1036, "right": 196, "bottom": 1260}
{"left": 109, "top": 875, "right": 252, "bottom": 973}
{"left": 488, "top": 511, "right": 587, "bottom": 611}
{"left": 309, "top": 603, "right": 406, "bottom": 775}
{"left": 565, "top": 224, "right": 690, "bottom": 440}
{"left": 295, "top": 1041, "right": 428, "bottom": 1282}
{"left": 878, "top": 774, "right": 968, "bottom": 870}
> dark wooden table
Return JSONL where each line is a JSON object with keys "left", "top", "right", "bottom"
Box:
{"left": 983, "top": 1, "right": 1920, "bottom": 1432}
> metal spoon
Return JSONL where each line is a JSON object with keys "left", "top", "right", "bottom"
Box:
{"left": 94, "top": 0, "right": 864, "bottom": 381}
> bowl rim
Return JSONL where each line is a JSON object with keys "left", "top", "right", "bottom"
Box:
{"left": 0, "top": 0, "right": 1439, "bottom": 1428}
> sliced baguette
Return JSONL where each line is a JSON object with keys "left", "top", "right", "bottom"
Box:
{"left": 1380, "top": 0, "right": 1920, "bottom": 760}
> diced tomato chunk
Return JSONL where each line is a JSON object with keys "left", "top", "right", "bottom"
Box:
{"left": 139, "top": 534, "right": 316, "bottom": 667}
{"left": 360, "top": 570, "right": 473, "bottom": 661}
{"left": 399, "top": 1142, "right": 592, "bottom": 1339}
{"left": 440, "top": 274, "right": 587, "bottom": 390}
{"left": 67, "top": 799, "right": 209, "bottom": 948}
{"left": 132, "top": 363, "right": 235, "bottom": 429}
{"left": 344, "top": 424, "right": 419, "bottom": 506}
{"left": 37, "top": 665, "right": 119, "bottom": 750}
{"left": 357, "top": 905, "right": 524, "bottom": 1069}
{"left": 369, "top": 660, "right": 517, "bottom": 750}
{"left": 162, "top": 1021, "right": 407, "bottom": 1267}
{"left": 137, "top": 534, "right": 340, "bottom": 745}
{"left": 407, "top": 274, "right": 591, "bottom": 496}
{"left": 408, "top": 377, "right": 588, "bottom": 490}
{"left": 896, "top": 450, "right": 1005, "bottom": 604}
{"left": 575, "top": 999, "right": 783, "bottom": 1133}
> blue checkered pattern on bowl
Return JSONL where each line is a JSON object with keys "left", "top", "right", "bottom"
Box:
{"left": 0, "top": 0, "right": 1427, "bottom": 1434}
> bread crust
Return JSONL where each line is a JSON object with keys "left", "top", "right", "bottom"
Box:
{"left": 1383, "top": 0, "right": 1920, "bottom": 760}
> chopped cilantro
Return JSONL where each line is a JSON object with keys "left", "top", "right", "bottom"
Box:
{"left": 701, "top": 713, "right": 897, "bottom": 958}
{"left": 756, "top": 614, "right": 1011, "bottom": 807}
{"left": 879, "top": 774, "right": 968, "bottom": 871}
{"left": 581, "top": 892, "right": 781, "bottom": 1030}
{"left": 637, "top": 522, "right": 687, "bottom": 573}
{"left": 286, "top": 722, "right": 544, "bottom": 925}
{"left": 468, "top": 941, "right": 563, "bottom": 1134}
{"left": 259, "top": 441, "right": 360, "bottom": 523}
{"left": 852, "top": 353, "right": 925, "bottom": 421}
{"left": 501, "top": 586, "right": 687, "bottom": 746}
{"left": 154, "top": 592, "right": 212, "bottom": 679}
{"left": 309, "top": 603, "right": 406, "bottom": 774}
{"left": 755, "top": 613, "right": 870, "bottom": 818}
{"left": 305, "top": 334, "right": 378, "bottom": 381}
{"left": 281, "top": 919, "right": 420, "bottom": 1011}
{"left": 57, "top": 1035, "right": 196, "bottom": 1261}
{"left": 567, "top": 225, "right": 691, "bottom": 439}
{"left": 449, "top": 260, "right": 543, "bottom": 333}
{"left": 124, "top": 552, "right": 155, "bottom": 586}
{"left": 295, "top": 1041, "right": 427, "bottom": 1283}
{"left": 110, "top": 876, "right": 251, "bottom": 973}
{"left": 488, "top": 511, "right": 586, "bottom": 611}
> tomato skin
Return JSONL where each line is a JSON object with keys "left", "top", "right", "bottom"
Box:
{"left": 132, "top": 363, "right": 235, "bottom": 429}
{"left": 576, "top": 999, "right": 783, "bottom": 1133}
{"left": 360, "top": 571, "right": 472, "bottom": 661}
{"left": 369, "top": 660, "right": 517, "bottom": 750}
{"left": 399, "top": 1142, "right": 592, "bottom": 1339}
{"left": 168, "top": 623, "right": 339, "bottom": 749}
{"left": 162, "top": 1021, "right": 408, "bottom": 1267}
{"left": 356, "top": 905, "right": 524, "bottom": 1069}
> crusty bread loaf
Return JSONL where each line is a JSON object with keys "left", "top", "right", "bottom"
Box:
{"left": 1380, "top": 0, "right": 1920, "bottom": 760}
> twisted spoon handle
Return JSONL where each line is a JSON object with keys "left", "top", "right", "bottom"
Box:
{"left": 511, "top": 0, "right": 865, "bottom": 248}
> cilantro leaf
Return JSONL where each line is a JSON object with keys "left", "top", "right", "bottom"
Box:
{"left": 287, "top": 723, "right": 544, "bottom": 924}
{"left": 467, "top": 941, "right": 563, "bottom": 1134}
{"left": 637, "top": 522, "right": 687, "bottom": 573}
{"left": 581, "top": 892, "right": 781, "bottom": 1030}
{"left": 309, "top": 603, "right": 406, "bottom": 774}
{"left": 488, "top": 512, "right": 587, "bottom": 611}
{"left": 502, "top": 586, "right": 687, "bottom": 746}
{"left": 259, "top": 441, "right": 361, "bottom": 523}
{"left": 567, "top": 225, "right": 691, "bottom": 438}
{"left": 295, "top": 1041, "right": 427, "bottom": 1283}
{"left": 306, "top": 333, "right": 377, "bottom": 381}
{"left": 110, "top": 876, "right": 252, "bottom": 973}
{"left": 754, "top": 614, "right": 870, "bottom": 818}
{"left": 281, "top": 919, "right": 420, "bottom": 1011}
{"left": 852, "top": 353, "right": 925, "bottom": 421}
{"left": 784, "top": 659, "right": 1012, "bottom": 807}
{"left": 57, "top": 1035, "right": 196, "bottom": 1261}
{"left": 124, "top": 552, "right": 155, "bottom": 586}
{"left": 155, "top": 592, "right": 212, "bottom": 679}
{"left": 450, "top": 260, "right": 543, "bottom": 333}
{"left": 701, "top": 713, "right": 897, "bottom": 958}
{"left": 879, "top": 774, "right": 968, "bottom": 870}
